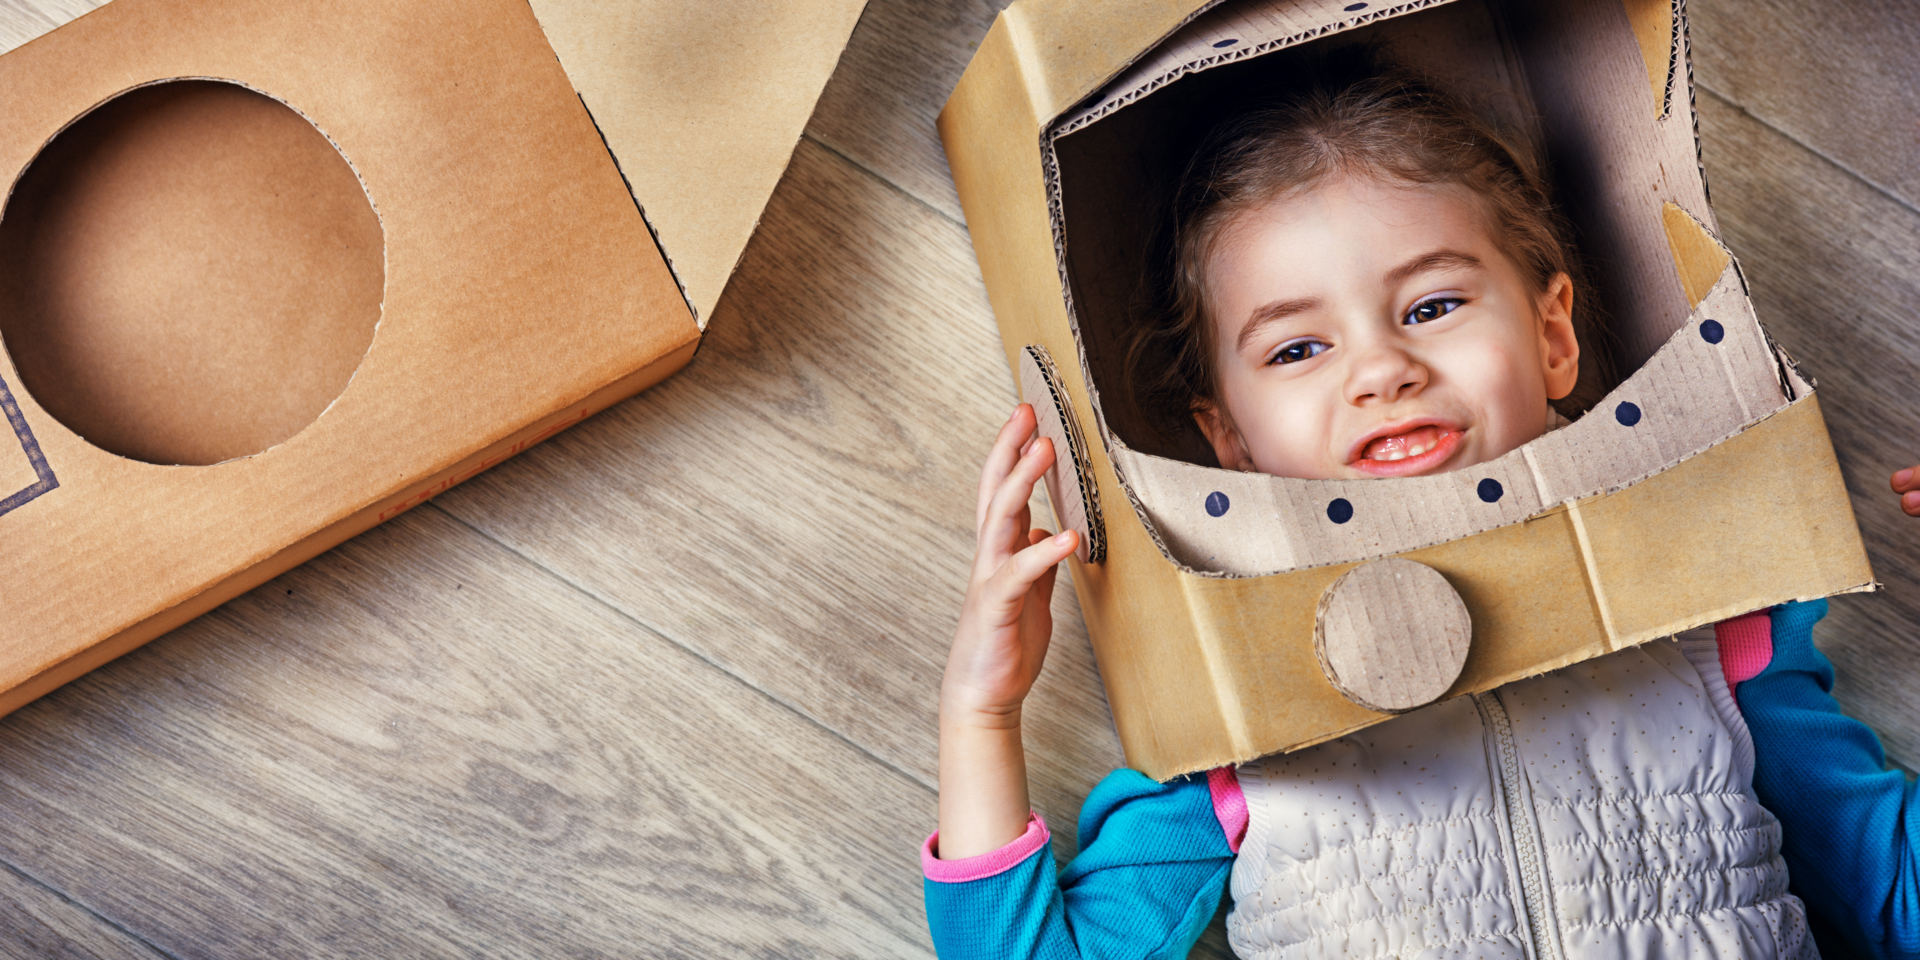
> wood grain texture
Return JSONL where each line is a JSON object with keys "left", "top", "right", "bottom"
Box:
{"left": 0, "top": 507, "right": 935, "bottom": 957}
{"left": 0, "top": 0, "right": 1914, "bottom": 957}
{"left": 1692, "top": 0, "right": 1920, "bottom": 212}
{"left": 0, "top": 863, "right": 160, "bottom": 960}
{"left": 435, "top": 134, "right": 1127, "bottom": 856}
{"left": 1698, "top": 89, "right": 1920, "bottom": 767}
{"left": 805, "top": 0, "right": 1002, "bottom": 222}
{"left": 0, "top": 0, "right": 98, "bottom": 51}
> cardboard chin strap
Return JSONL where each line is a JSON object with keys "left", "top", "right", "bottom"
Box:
{"left": 1018, "top": 344, "right": 1104, "bottom": 564}
{"left": 1314, "top": 558, "right": 1472, "bottom": 714}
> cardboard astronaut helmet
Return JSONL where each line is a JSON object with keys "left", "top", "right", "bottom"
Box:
{"left": 941, "top": 0, "right": 1876, "bottom": 779}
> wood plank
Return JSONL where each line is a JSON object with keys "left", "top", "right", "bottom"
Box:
{"left": 0, "top": 507, "right": 936, "bottom": 957}
{"left": 435, "top": 136, "right": 1127, "bottom": 856}
{"left": 1700, "top": 90, "right": 1920, "bottom": 766}
{"left": 0, "top": 0, "right": 99, "bottom": 53}
{"left": 805, "top": 0, "right": 1004, "bottom": 222}
{"left": 0, "top": 862, "right": 161, "bottom": 960}
{"left": 1692, "top": 0, "right": 1920, "bottom": 212}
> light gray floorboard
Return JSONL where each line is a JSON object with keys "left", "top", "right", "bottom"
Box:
{"left": 0, "top": 863, "right": 164, "bottom": 960}
{"left": 0, "top": 0, "right": 1914, "bottom": 958}
{"left": 0, "top": 508, "right": 936, "bottom": 957}
{"left": 1693, "top": 0, "right": 1920, "bottom": 213}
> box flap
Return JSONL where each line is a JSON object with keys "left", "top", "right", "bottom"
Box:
{"left": 529, "top": 0, "right": 870, "bottom": 325}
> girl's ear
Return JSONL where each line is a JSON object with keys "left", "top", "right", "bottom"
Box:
{"left": 1194, "top": 401, "right": 1257, "bottom": 472}
{"left": 1538, "top": 272, "right": 1580, "bottom": 401}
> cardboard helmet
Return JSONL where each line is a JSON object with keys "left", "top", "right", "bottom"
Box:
{"left": 940, "top": 0, "right": 1875, "bottom": 779}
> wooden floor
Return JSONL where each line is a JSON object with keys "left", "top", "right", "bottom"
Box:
{"left": 0, "top": 1, "right": 1916, "bottom": 956}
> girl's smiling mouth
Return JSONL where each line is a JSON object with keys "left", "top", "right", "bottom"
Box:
{"left": 1349, "top": 421, "right": 1465, "bottom": 476}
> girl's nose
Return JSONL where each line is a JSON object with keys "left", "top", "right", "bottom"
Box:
{"left": 1343, "top": 337, "right": 1429, "bottom": 406}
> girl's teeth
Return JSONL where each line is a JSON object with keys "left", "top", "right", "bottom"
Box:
{"left": 1409, "top": 444, "right": 1428, "bottom": 456}
{"left": 1386, "top": 450, "right": 1405, "bottom": 461}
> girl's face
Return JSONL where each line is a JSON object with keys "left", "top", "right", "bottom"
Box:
{"left": 1195, "top": 174, "right": 1580, "bottom": 480}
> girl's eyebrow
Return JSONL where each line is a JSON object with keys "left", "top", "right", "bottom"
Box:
{"left": 1236, "top": 296, "right": 1321, "bottom": 352}
{"left": 1385, "top": 250, "right": 1483, "bottom": 288}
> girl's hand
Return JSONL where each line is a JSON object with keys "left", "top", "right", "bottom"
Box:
{"left": 937, "top": 404, "right": 1079, "bottom": 859}
{"left": 1893, "top": 465, "right": 1920, "bottom": 517}
{"left": 943, "top": 403, "right": 1079, "bottom": 728}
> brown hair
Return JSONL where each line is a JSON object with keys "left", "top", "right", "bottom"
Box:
{"left": 1127, "top": 72, "right": 1609, "bottom": 453}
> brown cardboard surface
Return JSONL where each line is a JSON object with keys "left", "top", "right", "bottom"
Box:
{"left": 1665, "top": 201, "right": 1735, "bottom": 308}
{"left": 941, "top": 0, "right": 1876, "bottom": 778}
{"left": 0, "top": 0, "right": 701, "bottom": 706}
{"left": 1140, "top": 398, "right": 1869, "bottom": 774}
{"left": 526, "top": 0, "right": 870, "bottom": 324}
{"left": 0, "top": 337, "right": 698, "bottom": 719}
{"left": 1579, "top": 394, "right": 1874, "bottom": 645}
{"left": 1313, "top": 558, "right": 1472, "bottom": 713}
{"left": 1623, "top": 0, "right": 1676, "bottom": 117}
{"left": 0, "top": 80, "right": 383, "bottom": 466}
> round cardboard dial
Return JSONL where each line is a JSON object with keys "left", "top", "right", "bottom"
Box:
{"left": 1017, "top": 344, "right": 1104, "bottom": 564}
{"left": 1314, "top": 558, "right": 1471, "bottom": 713}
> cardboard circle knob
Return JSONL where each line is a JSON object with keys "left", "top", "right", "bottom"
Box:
{"left": 1314, "top": 558, "right": 1471, "bottom": 713}
{"left": 1016, "top": 344, "right": 1104, "bottom": 564}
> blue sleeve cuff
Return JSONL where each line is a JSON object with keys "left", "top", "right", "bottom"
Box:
{"left": 921, "top": 769, "right": 1235, "bottom": 960}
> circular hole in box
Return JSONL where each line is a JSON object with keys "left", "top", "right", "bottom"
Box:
{"left": 0, "top": 79, "right": 383, "bottom": 466}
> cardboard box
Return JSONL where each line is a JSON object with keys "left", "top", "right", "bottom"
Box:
{"left": 0, "top": 0, "right": 864, "bottom": 714}
{"left": 941, "top": 0, "right": 1877, "bottom": 779}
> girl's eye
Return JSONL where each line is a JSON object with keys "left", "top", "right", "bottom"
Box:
{"left": 1268, "top": 339, "right": 1329, "bottom": 365}
{"left": 1405, "top": 297, "right": 1465, "bottom": 324}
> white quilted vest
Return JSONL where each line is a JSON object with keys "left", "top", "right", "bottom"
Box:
{"left": 1226, "top": 635, "right": 1817, "bottom": 960}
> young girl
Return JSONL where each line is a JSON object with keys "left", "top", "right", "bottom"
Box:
{"left": 925, "top": 76, "right": 1820, "bottom": 959}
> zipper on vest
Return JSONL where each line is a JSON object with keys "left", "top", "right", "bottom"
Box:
{"left": 1474, "top": 692, "right": 1565, "bottom": 960}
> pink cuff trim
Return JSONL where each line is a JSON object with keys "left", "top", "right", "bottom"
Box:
{"left": 1716, "top": 611, "right": 1775, "bottom": 688}
{"left": 1207, "top": 766, "right": 1248, "bottom": 854}
{"left": 922, "top": 812, "right": 1051, "bottom": 883}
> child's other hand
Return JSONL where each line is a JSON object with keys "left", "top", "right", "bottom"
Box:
{"left": 1893, "top": 465, "right": 1920, "bottom": 517}
{"left": 943, "top": 403, "right": 1079, "bottom": 731}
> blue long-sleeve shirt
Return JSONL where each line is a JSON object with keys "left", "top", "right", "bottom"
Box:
{"left": 921, "top": 768, "right": 1234, "bottom": 959}
{"left": 1739, "top": 599, "right": 1920, "bottom": 960}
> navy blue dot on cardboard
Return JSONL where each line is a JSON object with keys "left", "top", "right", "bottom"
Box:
{"left": 1616, "top": 401, "right": 1643, "bottom": 427}
{"left": 1327, "top": 498, "right": 1354, "bottom": 524}
{"left": 1344, "top": 2, "right": 1368, "bottom": 9}
{"left": 1212, "top": 38, "right": 1239, "bottom": 48}
{"left": 1700, "top": 319, "right": 1725, "bottom": 344}
{"left": 1478, "top": 478, "right": 1504, "bottom": 503}
{"left": 1205, "top": 490, "right": 1230, "bottom": 517}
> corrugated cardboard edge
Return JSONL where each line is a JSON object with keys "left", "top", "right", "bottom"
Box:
{"left": 526, "top": 0, "right": 871, "bottom": 325}
{"left": 938, "top": 0, "right": 1879, "bottom": 781}
{"left": 941, "top": 13, "right": 1246, "bottom": 773}
{"left": 0, "top": 338, "right": 698, "bottom": 721}
{"left": 1019, "top": 343, "right": 1107, "bottom": 563}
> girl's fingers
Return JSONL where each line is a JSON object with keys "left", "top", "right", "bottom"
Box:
{"left": 982, "top": 435, "right": 1055, "bottom": 537}
{"left": 984, "top": 530, "right": 1076, "bottom": 605}
{"left": 975, "top": 439, "right": 1057, "bottom": 572}
{"left": 1891, "top": 466, "right": 1920, "bottom": 516}
{"left": 978, "top": 405, "right": 1037, "bottom": 530}
{"left": 1024, "top": 529, "right": 1063, "bottom": 613}
{"left": 1010, "top": 501, "right": 1033, "bottom": 550}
